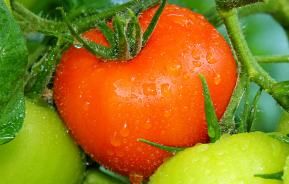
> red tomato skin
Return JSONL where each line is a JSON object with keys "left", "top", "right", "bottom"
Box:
{"left": 54, "top": 5, "right": 237, "bottom": 177}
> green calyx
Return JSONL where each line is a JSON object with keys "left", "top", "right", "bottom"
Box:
{"left": 62, "top": 0, "right": 167, "bottom": 61}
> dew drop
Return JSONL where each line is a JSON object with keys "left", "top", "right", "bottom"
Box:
{"left": 167, "top": 64, "right": 181, "bottom": 76}
{"left": 214, "top": 74, "right": 222, "bottom": 85}
{"left": 206, "top": 53, "right": 217, "bottom": 64}
{"left": 193, "top": 60, "right": 202, "bottom": 67}
{"left": 143, "top": 83, "right": 157, "bottom": 96}
{"left": 73, "top": 40, "right": 83, "bottom": 49}
{"left": 120, "top": 123, "right": 130, "bottom": 137}
{"left": 144, "top": 119, "right": 152, "bottom": 129}
{"left": 110, "top": 133, "right": 122, "bottom": 147}
{"left": 161, "top": 83, "right": 171, "bottom": 97}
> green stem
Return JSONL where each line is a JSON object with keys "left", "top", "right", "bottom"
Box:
{"left": 221, "top": 9, "right": 276, "bottom": 92}
{"left": 220, "top": 73, "right": 247, "bottom": 134}
{"left": 256, "top": 55, "right": 289, "bottom": 63}
{"left": 12, "top": 1, "right": 69, "bottom": 39}
{"left": 220, "top": 8, "right": 289, "bottom": 112}
{"left": 207, "top": 3, "right": 270, "bottom": 27}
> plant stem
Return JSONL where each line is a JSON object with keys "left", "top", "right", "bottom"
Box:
{"left": 207, "top": 3, "right": 271, "bottom": 27}
{"left": 256, "top": 55, "right": 289, "bottom": 63}
{"left": 12, "top": 1, "right": 69, "bottom": 39}
{"left": 219, "top": 73, "right": 247, "bottom": 134}
{"left": 221, "top": 9, "right": 276, "bottom": 92}
{"left": 219, "top": 8, "right": 289, "bottom": 113}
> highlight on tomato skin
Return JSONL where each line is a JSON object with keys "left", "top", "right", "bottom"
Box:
{"left": 53, "top": 4, "right": 237, "bottom": 178}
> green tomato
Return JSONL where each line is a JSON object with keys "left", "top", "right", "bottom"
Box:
{"left": 149, "top": 132, "right": 289, "bottom": 184}
{"left": 0, "top": 100, "right": 85, "bottom": 184}
{"left": 277, "top": 112, "right": 289, "bottom": 134}
{"left": 283, "top": 156, "right": 289, "bottom": 183}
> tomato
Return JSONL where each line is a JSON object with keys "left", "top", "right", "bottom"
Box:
{"left": 149, "top": 132, "right": 289, "bottom": 184}
{"left": 283, "top": 155, "right": 289, "bottom": 184}
{"left": 54, "top": 4, "right": 237, "bottom": 178}
{"left": 0, "top": 100, "right": 85, "bottom": 184}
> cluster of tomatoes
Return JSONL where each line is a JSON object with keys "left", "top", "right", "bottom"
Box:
{"left": 1, "top": 1, "right": 289, "bottom": 184}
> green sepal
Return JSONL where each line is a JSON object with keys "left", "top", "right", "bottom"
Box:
{"left": 95, "top": 20, "right": 115, "bottom": 47}
{"left": 216, "top": 0, "right": 264, "bottom": 11}
{"left": 240, "top": 87, "right": 262, "bottom": 132}
{"left": 112, "top": 14, "right": 131, "bottom": 60}
{"left": 138, "top": 138, "right": 185, "bottom": 154}
{"left": 126, "top": 8, "right": 142, "bottom": 57}
{"left": 142, "top": 0, "right": 166, "bottom": 46}
{"left": 59, "top": 7, "right": 116, "bottom": 60}
{"left": 255, "top": 171, "right": 283, "bottom": 180}
{"left": 199, "top": 75, "right": 221, "bottom": 143}
{"left": 246, "top": 89, "right": 262, "bottom": 132}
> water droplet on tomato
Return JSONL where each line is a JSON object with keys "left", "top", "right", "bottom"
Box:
{"left": 167, "top": 64, "right": 181, "bottom": 76}
{"left": 160, "top": 83, "right": 171, "bottom": 97}
{"left": 193, "top": 60, "right": 202, "bottom": 67}
{"left": 206, "top": 52, "right": 216, "bottom": 64}
{"left": 73, "top": 41, "right": 83, "bottom": 49}
{"left": 110, "top": 133, "right": 122, "bottom": 147}
{"left": 144, "top": 119, "right": 152, "bottom": 129}
{"left": 143, "top": 83, "right": 157, "bottom": 96}
{"left": 120, "top": 123, "right": 130, "bottom": 137}
{"left": 214, "top": 74, "right": 221, "bottom": 85}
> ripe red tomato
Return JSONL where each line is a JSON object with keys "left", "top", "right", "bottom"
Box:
{"left": 54, "top": 4, "right": 237, "bottom": 178}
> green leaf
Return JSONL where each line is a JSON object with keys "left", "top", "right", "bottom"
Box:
{"left": 138, "top": 138, "right": 185, "bottom": 154}
{"left": 0, "top": 0, "right": 28, "bottom": 144}
{"left": 199, "top": 75, "right": 221, "bottom": 143}
{"left": 255, "top": 171, "right": 283, "bottom": 180}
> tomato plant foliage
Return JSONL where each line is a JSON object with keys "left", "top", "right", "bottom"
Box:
{"left": 0, "top": 0, "right": 28, "bottom": 144}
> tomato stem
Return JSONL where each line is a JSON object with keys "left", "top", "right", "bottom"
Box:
{"left": 219, "top": 73, "right": 247, "bottom": 134}
{"left": 11, "top": 1, "right": 69, "bottom": 40}
{"left": 217, "top": 5, "right": 289, "bottom": 119}
{"left": 256, "top": 55, "right": 289, "bottom": 63}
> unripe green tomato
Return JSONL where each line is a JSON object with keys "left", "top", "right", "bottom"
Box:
{"left": 283, "top": 156, "right": 289, "bottom": 184}
{"left": 149, "top": 132, "right": 289, "bottom": 184}
{"left": 277, "top": 112, "right": 289, "bottom": 134}
{"left": 0, "top": 100, "right": 85, "bottom": 184}
{"left": 4, "top": 0, "right": 11, "bottom": 10}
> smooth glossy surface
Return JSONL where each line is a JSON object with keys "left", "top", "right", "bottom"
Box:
{"left": 54, "top": 5, "right": 237, "bottom": 177}
{"left": 149, "top": 132, "right": 289, "bottom": 184}
{"left": 0, "top": 100, "right": 85, "bottom": 184}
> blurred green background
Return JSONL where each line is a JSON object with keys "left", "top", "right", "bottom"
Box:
{"left": 18, "top": 0, "right": 289, "bottom": 131}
